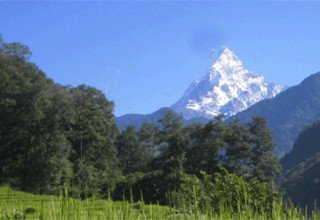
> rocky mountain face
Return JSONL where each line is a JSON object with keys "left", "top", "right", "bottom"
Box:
{"left": 171, "top": 47, "right": 285, "bottom": 119}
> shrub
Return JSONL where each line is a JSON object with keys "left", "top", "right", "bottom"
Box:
{"left": 170, "top": 169, "right": 281, "bottom": 214}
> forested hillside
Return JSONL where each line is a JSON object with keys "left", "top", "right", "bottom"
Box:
{"left": 279, "top": 120, "right": 320, "bottom": 208}
{"left": 281, "top": 120, "right": 320, "bottom": 170}
{"left": 282, "top": 153, "right": 320, "bottom": 209}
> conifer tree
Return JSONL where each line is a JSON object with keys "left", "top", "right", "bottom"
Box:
{"left": 249, "top": 117, "right": 281, "bottom": 182}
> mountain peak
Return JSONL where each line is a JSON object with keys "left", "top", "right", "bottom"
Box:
{"left": 209, "top": 47, "right": 244, "bottom": 79}
{"left": 215, "top": 46, "right": 235, "bottom": 59}
{"left": 171, "top": 47, "right": 285, "bottom": 119}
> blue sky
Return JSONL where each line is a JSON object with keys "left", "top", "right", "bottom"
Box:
{"left": 1, "top": 2, "right": 320, "bottom": 116}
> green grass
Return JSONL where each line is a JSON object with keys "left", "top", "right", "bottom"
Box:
{"left": 0, "top": 186, "right": 318, "bottom": 219}
{"left": 0, "top": 186, "right": 174, "bottom": 219}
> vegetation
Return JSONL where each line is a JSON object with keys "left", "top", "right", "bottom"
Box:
{"left": 280, "top": 120, "right": 320, "bottom": 209}
{"left": 281, "top": 120, "right": 320, "bottom": 170}
{"left": 1, "top": 185, "right": 320, "bottom": 220}
{"left": 282, "top": 153, "right": 320, "bottom": 210}
{"left": 0, "top": 186, "right": 173, "bottom": 220}
{"left": 1, "top": 36, "right": 320, "bottom": 218}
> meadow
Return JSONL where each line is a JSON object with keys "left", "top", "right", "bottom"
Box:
{"left": 0, "top": 186, "right": 319, "bottom": 220}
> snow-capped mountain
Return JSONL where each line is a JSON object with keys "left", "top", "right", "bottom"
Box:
{"left": 171, "top": 47, "right": 285, "bottom": 119}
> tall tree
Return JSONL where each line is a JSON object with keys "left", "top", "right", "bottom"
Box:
{"left": 116, "top": 126, "right": 153, "bottom": 175}
{"left": 185, "top": 116, "right": 227, "bottom": 175}
{"left": 138, "top": 123, "right": 159, "bottom": 158}
{"left": 69, "top": 85, "right": 120, "bottom": 192}
{"left": 223, "top": 120, "right": 252, "bottom": 178}
{"left": 156, "top": 111, "right": 190, "bottom": 188}
{"left": 0, "top": 43, "right": 72, "bottom": 192}
{"left": 249, "top": 117, "right": 281, "bottom": 182}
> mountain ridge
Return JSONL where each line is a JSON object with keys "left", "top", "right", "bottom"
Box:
{"left": 116, "top": 107, "right": 209, "bottom": 130}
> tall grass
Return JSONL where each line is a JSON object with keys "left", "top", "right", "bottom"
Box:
{"left": 0, "top": 186, "right": 318, "bottom": 219}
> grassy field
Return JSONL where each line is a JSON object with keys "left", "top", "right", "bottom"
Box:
{"left": 0, "top": 186, "right": 175, "bottom": 220}
{"left": 0, "top": 186, "right": 318, "bottom": 220}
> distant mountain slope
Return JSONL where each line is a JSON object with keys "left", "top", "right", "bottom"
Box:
{"left": 171, "top": 47, "right": 285, "bottom": 119}
{"left": 231, "top": 72, "right": 320, "bottom": 156}
{"left": 281, "top": 153, "right": 320, "bottom": 209}
{"left": 116, "top": 108, "right": 209, "bottom": 130}
{"left": 281, "top": 120, "right": 320, "bottom": 170}
{"left": 116, "top": 108, "right": 171, "bottom": 130}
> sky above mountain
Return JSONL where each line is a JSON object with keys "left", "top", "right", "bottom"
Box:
{"left": 1, "top": 2, "right": 320, "bottom": 116}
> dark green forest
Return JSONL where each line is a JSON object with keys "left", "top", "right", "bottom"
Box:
{"left": 281, "top": 120, "right": 320, "bottom": 170}
{"left": 0, "top": 37, "right": 318, "bottom": 211}
{"left": 280, "top": 120, "right": 320, "bottom": 208}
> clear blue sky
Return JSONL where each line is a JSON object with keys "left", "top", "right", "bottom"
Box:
{"left": 1, "top": 1, "right": 320, "bottom": 116}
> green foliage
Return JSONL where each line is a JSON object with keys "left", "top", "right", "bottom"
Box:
{"left": 113, "top": 170, "right": 180, "bottom": 205}
{"left": 69, "top": 85, "right": 120, "bottom": 193}
{"left": 116, "top": 126, "right": 153, "bottom": 175}
{"left": 3, "top": 186, "right": 312, "bottom": 220}
{"left": 0, "top": 41, "right": 32, "bottom": 60}
{"left": 224, "top": 120, "right": 251, "bottom": 177}
{"left": 171, "top": 170, "right": 280, "bottom": 215}
{"left": 249, "top": 117, "right": 281, "bottom": 182}
{"left": 185, "top": 116, "right": 226, "bottom": 175}
{"left": 0, "top": 43, "right": 72, "bottom": 193}
{"left": 0, "top": 37, "right": 120, "bottom": 195}
{"left": 137, "top": 123, "right": 159, "bottom": 157}
{"left": 154, "top": 111, "right": 191, "bottom": 190}
{"left": 279, "top": 120, "right": 320, "bottom": 209}
{"left": 0, "top": 186, "right": 175, "bottom": 220}
{"left": 114, "top": 111, "right": 281, "bottom": 208}
{"left": 282, "top": 153, "right": 320, "bottom": 209}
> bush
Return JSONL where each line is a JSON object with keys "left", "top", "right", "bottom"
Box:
{"left": 169, "top": 169, "right": 281, "bottom": 214}
{"left": 113, "top": 171, "right": 176, "bottom": 204}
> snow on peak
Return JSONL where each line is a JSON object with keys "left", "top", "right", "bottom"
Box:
{"left": 171, "top": 47, "right": 285, "bottom": 119}
{"left": 212, "top": 47, "right": 243, "bottom": 72}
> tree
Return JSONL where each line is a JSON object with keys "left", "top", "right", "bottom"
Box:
{"left": 185, "top": 116, "right": 227, "bottom": 175}
{"left": 0, "top": 50, "right": 72, "bottom": 193}
{"left": 249, "top": 117, "right": 281, "bottom": 182}
{"left": 0, "top": 35, "right": 3, "bottom": 48}
{"left": 116, "top": 126, "right": 153, "bottom": 174}
{"left": 155, "top": 111, "right": 191, "bottom": 189}
{"left": 223, "top": 120, "right": 252, "bottom": 178}
{"left": 138, "top": 123, "right": 159, "bottom": 158}
{"left": 2, "top": 42, "right": 32, "bottom": 60}
{"left": 69, "top": 85, "right": 120, "bottom": 192}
